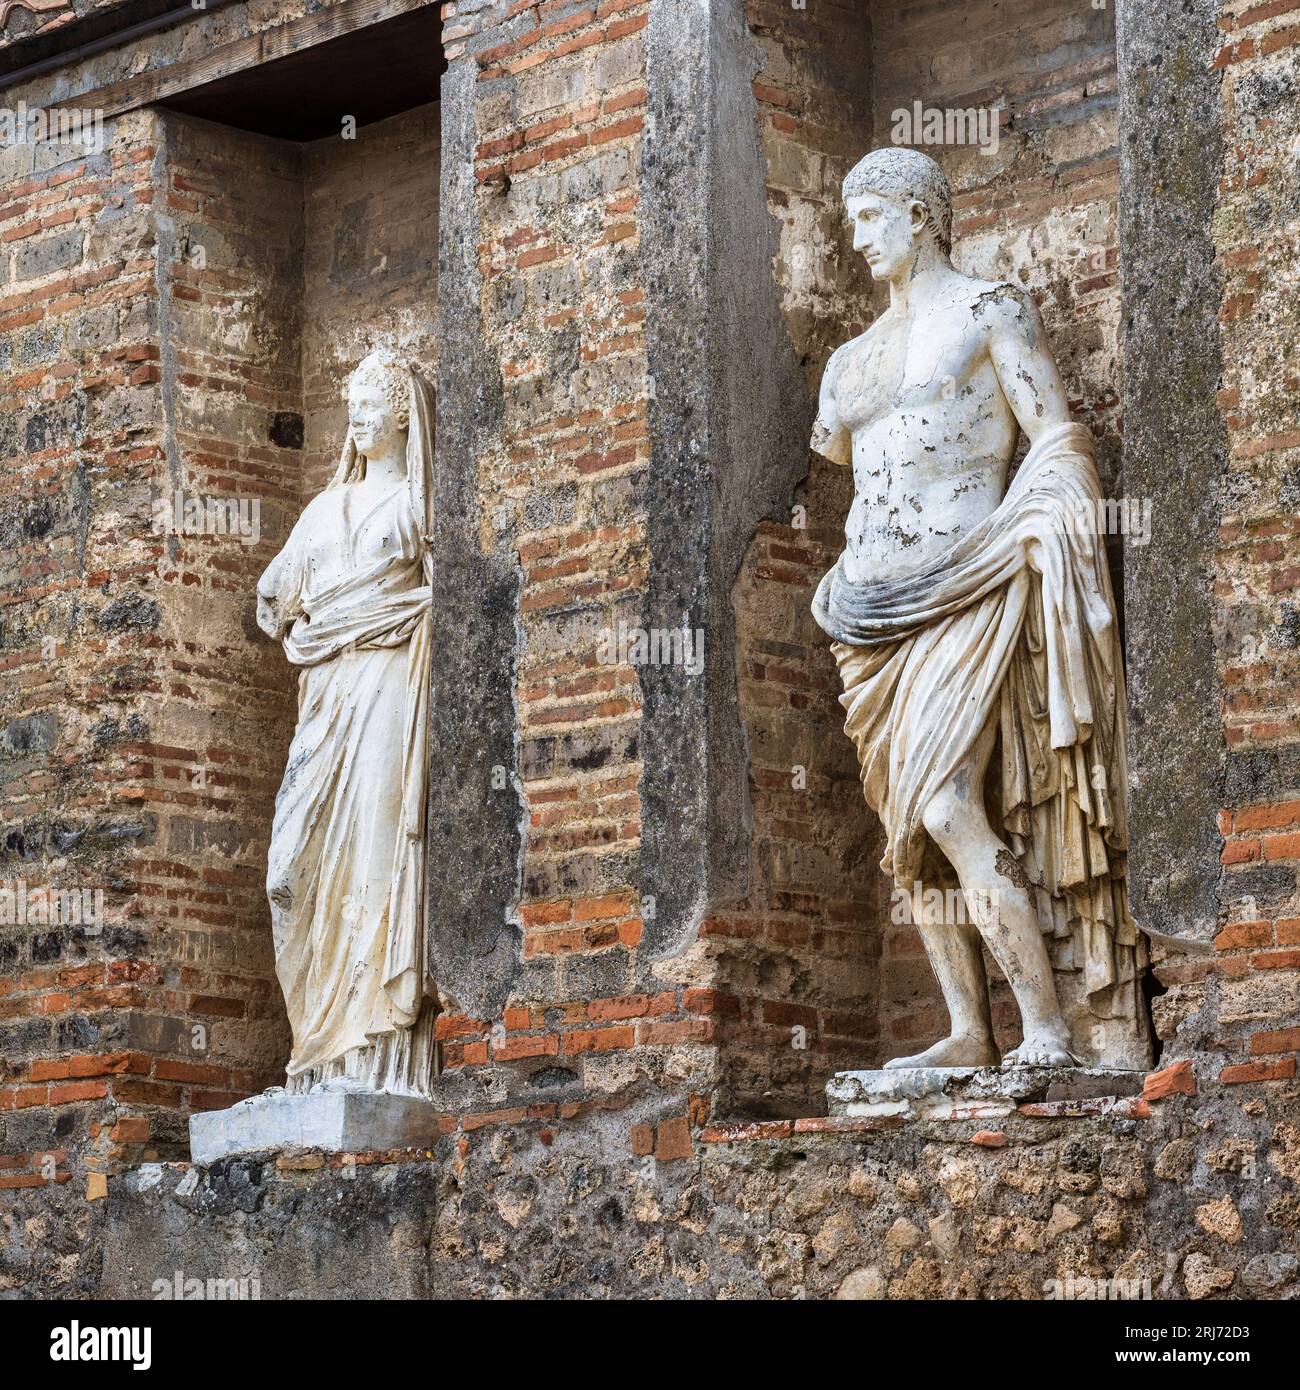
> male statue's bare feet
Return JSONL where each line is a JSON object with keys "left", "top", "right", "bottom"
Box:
{"left": 884, "top": 1032, "right": 999, "bottom": 1069}
{"left": 1001, "top": 1023, "right": 1077, "bottom": 1068}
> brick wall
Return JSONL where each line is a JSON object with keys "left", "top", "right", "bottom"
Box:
{"left": 432, "top": 0, "right": 719, "bottom": 1105}
{"left": 143, "top": 110, "right": 305, "bottom": 1135}
{"left": 1196, "top": 0, "right": 1300, "bottom": 1097}
{"left": 2, "top": 0, "right": 1298, "bottom": 1303}
{"left": 713, "top": 0, "right": 882, "bottom": 1114}
{"left": 0, "top": 107, "right": 178, "bottom": 1192}
{"left": 0, "top": 81, "right": 443, "bottom": 1191}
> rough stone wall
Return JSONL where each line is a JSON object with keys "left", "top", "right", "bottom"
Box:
{"left": 90, "top": 1067, "right": 1300, "bottom": 1299}
{"left": 1207, "top": 0, "right": 1300, "bottom": 1030}
{"left": 1151, "top": 0, "right": 1300, "bottom": 1166}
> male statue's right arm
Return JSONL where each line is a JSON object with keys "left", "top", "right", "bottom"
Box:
{"left": 811, "top": 344, "right": 852, "bottom": 466}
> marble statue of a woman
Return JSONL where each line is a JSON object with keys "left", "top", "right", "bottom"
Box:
{"left": 256, "top": 350, "right": 437, "bottom": 1099}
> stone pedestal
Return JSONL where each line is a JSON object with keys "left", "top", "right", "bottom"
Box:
{"left": 189, "top": 1088, "right": 442, "bottom": 1165}
{"left": 826, "top": 1066, "right": 1145, "bottom": 1122}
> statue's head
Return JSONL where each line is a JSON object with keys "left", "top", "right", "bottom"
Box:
{"left": 842, "top": 147, "right": 952, "bottom": 280}
{"left": 346, "top": 349, "right": 410, "bottom": 461}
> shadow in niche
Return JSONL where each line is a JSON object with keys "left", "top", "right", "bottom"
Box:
{"left": 155, "top": 7, "right": 445, "bottom": 141}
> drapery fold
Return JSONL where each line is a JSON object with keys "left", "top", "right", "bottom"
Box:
{"left": 815, "top": 423, "right": 1148, "bottom": 1057}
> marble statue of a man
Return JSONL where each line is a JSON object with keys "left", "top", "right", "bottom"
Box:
{"left": 256, "top": 350, "right": 438, "bottom": 1098}
{"left": 812, "top": 148, "right": 1150, "bottom": 1071}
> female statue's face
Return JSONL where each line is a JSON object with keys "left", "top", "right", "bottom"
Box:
{"left": 348, "top": 378, "right": 408, "bottom": 459}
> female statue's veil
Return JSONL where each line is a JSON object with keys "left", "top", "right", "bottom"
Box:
{"left": 329, "top": 354, "right": 437, "bottom": 586}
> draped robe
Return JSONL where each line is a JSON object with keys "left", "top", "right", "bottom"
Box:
{"left": 257, "top": 373, "right": 436, "bottom": 1097}
{"left": 813, "top": 422, "right": 1149, "bottom": 1067}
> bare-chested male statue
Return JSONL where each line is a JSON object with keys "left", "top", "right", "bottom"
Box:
{"left": 811, "top": 147, "right": 1150, "bottom": 1071}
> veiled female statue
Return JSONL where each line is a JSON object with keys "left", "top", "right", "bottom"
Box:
{"left": 256, "top": 349, "right": 437, "bottom": 1098}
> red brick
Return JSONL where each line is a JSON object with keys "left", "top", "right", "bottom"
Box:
{"left": 1214, "top": 920, "right": 1273, "bottom": 950}
{"left": 574, "top": 891, "right": 633, "bottom": 921}
{"left": 0, "top": 1174, "right": 48, "bottom": 1189}
{"left": 654, "top": 1115, "right": 692, "bottom": 1162}
{"left": 1144, "top": 1059, "right": 1197, "bottom": 1101}
{"left": 587, "top": 993, "right": 647, "bottom": 1020}
{"left": 111, "top": 1079, "right": 183, "bottom": 1107}
{"left": 49, "top": 1080, "right": 109, "bottom": 1105}
{"left": 699, "top": 1121, "right": 793, "bottom": 1143}
{"left": 636, "top": 1019, "right": 715, "bottom": 1046}
{"left": 435, "top": 1013, "right": 486, "bottom": 1041}
{"left": 1235, "top": 799, "right": 1300, "bottom": 831}
{"left": 562, "top": 1025, "right": 633, "bottom": 1054}
{"left": 153, "top": 1059, "right": 230, "bottom": 1086}
{"left": 492, "top": 1034, "right": 560, "bottom": 1061}
{"left": 1251, "top": 1027, "right": 1300, "bottom": 1055}
{"left": 1220, "top": 1058, "right": 1296, "bottom": 1084}
{"left": 519, "top": 900, "right": 572, "bottom": 927}
{"left": 1251, "top": 949, "right": 1300, "bottom": 969}
{"left": 1221, "top": 839, "right": 1260, "bottom": 865}
{"left": 110, "top": 1117, "right": 150, "bottom": 1143}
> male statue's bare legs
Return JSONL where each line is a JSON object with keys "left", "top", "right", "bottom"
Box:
{"left": 885, "top": 717, "right": 1076, "bottom": 1069}
{"left": 884, "top": 889, "right": 997, "bottom": 1069}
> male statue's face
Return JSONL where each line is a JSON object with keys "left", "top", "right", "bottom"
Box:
{"left": 348, "top": 379, "right": 407, "bottom": 460}
{"left": 846, "top": 190, "right": 926, "bottom": 281}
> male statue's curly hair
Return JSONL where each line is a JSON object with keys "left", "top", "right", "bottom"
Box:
{"left": 843, "top": 147, "right": 953, "bottom": 258}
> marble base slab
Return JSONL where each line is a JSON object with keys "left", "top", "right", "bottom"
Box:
{"left": 826, "top": 1066, "right": 1145, "bottom": 1122}
{"left": 189, "top": 1087, "right": 441, "bottom": 1165}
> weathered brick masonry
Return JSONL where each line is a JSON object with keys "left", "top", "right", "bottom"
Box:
{"left": 1, "top": 0, "right": 1299, "bottom": 1300}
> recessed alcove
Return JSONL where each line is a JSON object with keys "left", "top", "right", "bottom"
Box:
{"left": 719, "top": 0, "right": 1130, "bottom": 1115}
{"left": 142, "top": 18, "right": 443, "bottom": 1104}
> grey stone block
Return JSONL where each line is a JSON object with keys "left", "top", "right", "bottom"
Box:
{"left": 189, "top": 1088, "right": 442, "bottom": 1164}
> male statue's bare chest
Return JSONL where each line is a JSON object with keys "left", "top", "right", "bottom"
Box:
{"left": 833, "top": 305, "right": 986, "bottom": 437}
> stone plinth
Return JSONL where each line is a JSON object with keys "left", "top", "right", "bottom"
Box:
{"left": 189, "top": 1088, "right": 442, "bottom": 1165}
{"left": 826, "top": 1066, "right": 1146, "bottom": 1122}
